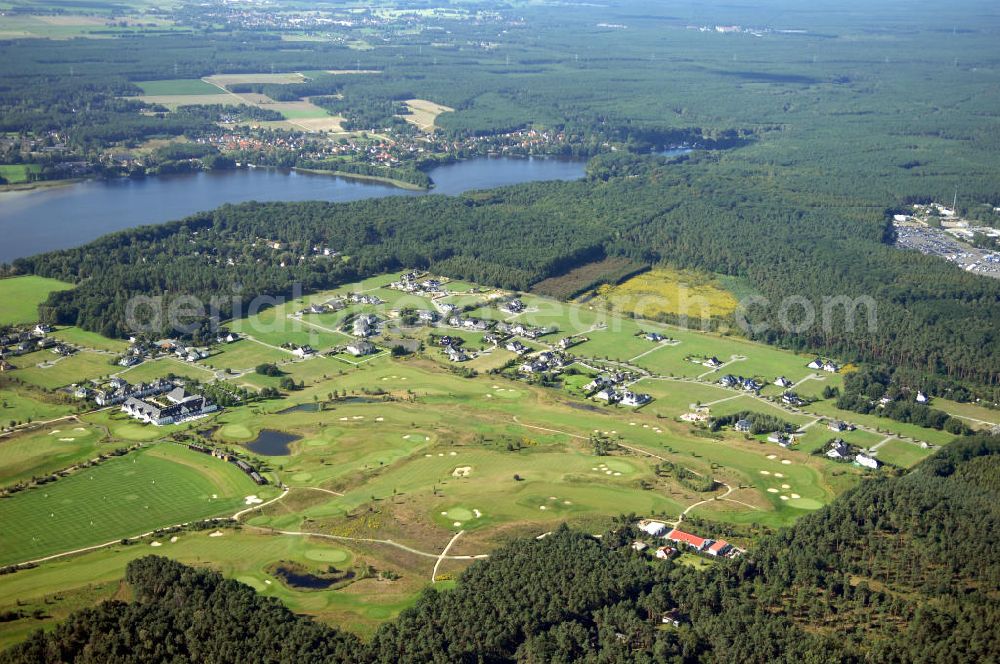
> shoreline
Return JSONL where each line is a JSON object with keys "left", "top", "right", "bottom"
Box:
{"left": 290, "top": 166, "right": 429, "bottom": 191}
{"left": 0, "top": 178, "right": 82, "bottom": 197}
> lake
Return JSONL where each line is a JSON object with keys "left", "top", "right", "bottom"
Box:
{"left": 244, "top": 429, "right": 301, "bottom": 456}
{"left": 0, "top": 156, "right": 588, "bottom": 263}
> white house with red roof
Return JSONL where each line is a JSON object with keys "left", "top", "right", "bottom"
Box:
{"left": 706, "top": 540, "right": 732, "bottom": 557}
{"left": 665, "top": 528, "right": 710, "bottom": 551}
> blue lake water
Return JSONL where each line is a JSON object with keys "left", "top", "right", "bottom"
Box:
{"left": 0, "top": 156, "right": 589, "bottom": 263}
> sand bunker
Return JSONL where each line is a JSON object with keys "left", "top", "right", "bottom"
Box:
{"left": 781, "top": 459, "right": 791, "bottom": 465}
{"left": 150, "top": 541, "right": 162, "bottom": 547}
{"left": 209, "top": 531, "right": 225, "bottom": 537}
{"left": 791, "top": 493, "right": 801, "bottom": 499}
{"left": 452, "top": 466, "right": 472, "bottom": 478}
{"left": 767, "top": 488, "right": 779, "bottom": 493}
{"left": 759, "top": 470, "right": 771, "bottom": 475}
{"left": 244, "top": 495, "right": 263, "bottom": 505}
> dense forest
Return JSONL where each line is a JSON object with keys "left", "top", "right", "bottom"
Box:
{"left": 4, "top": 433, "right": 999, "bottom": 663}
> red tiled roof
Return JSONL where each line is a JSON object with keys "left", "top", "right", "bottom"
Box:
{"left": 666, "top": 529, "right": 707, "bottom": 548}
{"left": 708, "top": 540, "right": 730, "bottom": 554}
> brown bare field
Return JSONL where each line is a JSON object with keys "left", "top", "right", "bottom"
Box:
{"left": 285, "top": 116, "right": 346, "bottom": 132}
{"left": 36, "top": 16, "right": 107, "bottom": 26}
{"left": 138, "top": 94, "right": 237, "bottom": 109}
{"left": 203, "top": 73, "right": 307, "bottom": 86}
{"left": 400, "top": 99, "right": 454, "bottom": 131}
{"left": 530, "top": 257, "right": 648, "bottom": 300}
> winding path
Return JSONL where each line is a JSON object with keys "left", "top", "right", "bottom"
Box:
{"left": 432, "top": 530, "right": 465, "bottom": 582}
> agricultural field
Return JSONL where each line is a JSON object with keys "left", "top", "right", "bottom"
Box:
{"left": 0, "top": 443, "right": 263, "bottom": 566}
{"left": 587, "top": 267, "right": 739, "bottom": 321}
{"left": 0, "top": 275, "right": 73, "bottom": 326}
{"left": 400, "top": 99, "right": 454, "bottom": 131}
{"left": 137, "top": 79, "right": 222, "bottom": 96}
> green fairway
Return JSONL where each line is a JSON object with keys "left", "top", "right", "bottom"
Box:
{"left": 0, "top": 424, "right": 102, "bottom": 486}
{"left": 0, "top": 444, "right": 259, "bottom": 566}
{"left": 136, "top": 78, "right": 221, "bottom": 95}
{"left": 0, "top": 276, "right": 73, "bottom": 326}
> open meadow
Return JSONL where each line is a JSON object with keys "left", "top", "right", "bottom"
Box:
{"left": 0, "top": 276, "right": 73, "bottom": 326}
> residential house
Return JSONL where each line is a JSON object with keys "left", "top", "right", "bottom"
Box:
{"left": 345, "top": 341, "right": 375, "bottom": 357}
{"left": 774, "top": 376, "right": 792, "bottom": 388}
{"left": 655, "top": 546, "right": 676, "bottom": 560}
{"left": 735, "top": 419, "right": 752, "bottom": 433}
{"left": 828, "top": 420, "right": 852, "bottom": 432}
{"left": 446, "top": 346, "right": 468, "bottom": 362}
{"left": 645, "top": 332, "right": 665, "bottom": 342}
{"left": 826, "top": 439, "right": 851, "bottom": 460}
{"left": 822, "top": 361, "right": 839, "bottom": 373}
{"left": 706, "top": 540, "right": 732, "bottom": 557}
{"left": 292, "top": 345, "right": 315, "bottom": 358}
{"left": 702, "top": 356, "right": 723, "bottom": 368}
{"left": 631, "top": 541, "right": 648, "bottom": 552}
{"left": 620, "top": 390, "right": 652, "bottom": 407}
{"left": 807, "top": 359, "right": 823, "bottom": 370}
{"left": 505, "top": 340, "right": 528, "bottom": 355}
{"left": 594, "top": 388, "right": 618, "bottom": 403}
{"left": 916, "top": 391, "right": 929, "bottom": 404}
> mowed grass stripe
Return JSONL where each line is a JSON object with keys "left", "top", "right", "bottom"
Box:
{"left": 0, "top": 445, "right": 255, "bottom": 566}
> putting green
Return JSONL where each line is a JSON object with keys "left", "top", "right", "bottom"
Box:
{"left": 305, "top": 439, "right": 330, "bottom": 447}
{"left": 445, "top": 507, "right": 474, "bottom": 521}
{"left": 599, "top": 458, "right": 636, "bottom": 474}
{"left": 219, "top": 424, "right": 254, "bottom": 440}
{"left": 236, "top": 575, "right": 267, "bottom": 591}
{"left": 292, "top": 472, "right": 313, "bottom": 481}
{"left": 305, "top": 548, "right": 349, "bottom": 563}
{"left": 787, "top": 497, "right": 823, "bottom": 509}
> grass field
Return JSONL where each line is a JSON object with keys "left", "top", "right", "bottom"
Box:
{"left": 0, "top": 423, "right": 103, "bottom": 486}
{"left": 14, "top": 351, "right": 116, "bottom": 390}
{"left": 872, "top": 438, "right": 933, "bottom": 468}
{"left": 0, "top": 275, "right": 73, "bottom": 326}
{"left": 0, "top": 444, "right": 260, "bottom": 566}
{"left": 0, "top": 387, "right": 75, "bottom": 428}
{"left": 0, "top": 163, "right": 41, "bottom": 184}
{"left": 50, "top": 326, "right": 128, "bottom": 353}
{"left": 137, "top": 79, "right": 221, "bottom": 96}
